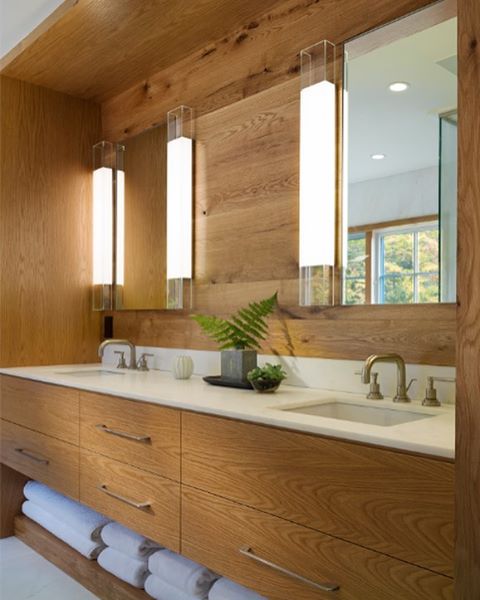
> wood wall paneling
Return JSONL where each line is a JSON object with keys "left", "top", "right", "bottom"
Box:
{"left": 0, "top": 76, "right": 102, "bottom": 367}
{"left": 455, "top": 0, "right": 480, "bottom": 595}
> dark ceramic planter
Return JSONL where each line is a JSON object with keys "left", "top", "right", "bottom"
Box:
{"left": 220, "top": 349, "right": 257, "bottom": 383}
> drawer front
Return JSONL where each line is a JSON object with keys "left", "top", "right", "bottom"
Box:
{"left": 80, "top": 392, "right": 180, "bottom": 480}
{"left": 0, "top": 376, "right": 79, "bottom": 445}
{"left": 80, "top": 449, "right": 180, "bottom": 552}
{"left": 182, "top": 486, "right": 453, "bottom": 600}
{"left": 182, "top": 413, "right": 454, "bottom": 576}
{"left": 1, "top": 420, "right": 79, "bottom": 499}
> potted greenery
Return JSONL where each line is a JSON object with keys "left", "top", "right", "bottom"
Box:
{"left": 247, "top": 363, "right": 287, "bottom": 393}
{"left": 191, "top": 292, "right": 277, "bottom": 385}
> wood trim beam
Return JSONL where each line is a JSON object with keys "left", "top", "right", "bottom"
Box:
{"left": 455, "top": 0, "right": 480, "bottom": 594}
{"left": 349, "top": 214, "right": 439, "bottom": 234}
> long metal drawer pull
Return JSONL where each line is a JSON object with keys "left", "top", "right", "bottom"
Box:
{"left": 239, "top": 546, "right": 339, "bottom": 592}
{"left": 95, "top": 424, "right": 151, "bottom": 443}
{"left": 98, "top": 484, "right": 151, "bottom": 510}
{"left": 15, "top": 448, "right": 49, "bottom": 465}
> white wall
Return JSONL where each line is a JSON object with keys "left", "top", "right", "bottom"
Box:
{"left": 348, "top": 166, "right": 438, "bottom": 227}
{"left": 0, "top": 0, "right": 63, "bottom": 57}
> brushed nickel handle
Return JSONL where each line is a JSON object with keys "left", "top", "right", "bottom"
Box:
{"left": 95, "top": 424, "right": 151, "bottom": 443}
{"left": 97, "top": 484, "right": 151, "bottom": 510}
{"left": 239, "top": 546, "right": 339, "bottom": 592}
{"left": 15, "top": 448, "right": 49, "bottom": 465}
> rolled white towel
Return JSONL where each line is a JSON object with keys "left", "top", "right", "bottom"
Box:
{"left": 22, "top": 501, "right": 105, "bottom": 560}
{"left": 97, "top": 547, "right": 149, "bottom": 589}
{"left": 101, "top": 522, "right": 161, "bottom": 559}
{"left": 145, "top": 574, "right": 207, "bottom": 600}
{"left": 208, "top": 578, "right": 267, "bottom": 600}
{"left": 24, "top": 481, "right": 110, "bottom": 541}
{"left": 148, "top": 549, "right": 217, "bottom": 596}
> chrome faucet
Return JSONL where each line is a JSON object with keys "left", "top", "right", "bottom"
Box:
{"left": 98, "top": 339, "right": 137, "bottom": 370}
{"left": 361, "top": 354, "right": 412, "bottom": 403}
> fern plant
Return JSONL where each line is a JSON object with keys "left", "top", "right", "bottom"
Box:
{"left": 191, "top": 292, "right": 278, "bottom": 350}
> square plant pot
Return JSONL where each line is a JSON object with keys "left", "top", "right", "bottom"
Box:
{"left": 221, "top": 349, "right": 257, "bottom": 383}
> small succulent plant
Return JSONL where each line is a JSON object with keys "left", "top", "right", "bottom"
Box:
{"left": 247, "top": 363, "right": 287, "bottom": 392}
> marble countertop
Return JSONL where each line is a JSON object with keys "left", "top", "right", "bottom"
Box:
{"left": 0, "top": 364, "right": 454, "bottom": 459}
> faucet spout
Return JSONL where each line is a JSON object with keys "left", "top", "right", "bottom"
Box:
{"left": 98, "top": 339, "right": 137, "bottom": 370}
{"left": 361, "top": 353, "right": 410, "bottom": 403}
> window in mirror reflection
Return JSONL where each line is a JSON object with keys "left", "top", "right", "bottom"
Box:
{"left": 343, "top": 0, "right": 457, "bottom": 305}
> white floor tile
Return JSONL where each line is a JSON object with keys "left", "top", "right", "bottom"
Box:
{"left": 0, "top": 537, "right": 98, "bottom": 600}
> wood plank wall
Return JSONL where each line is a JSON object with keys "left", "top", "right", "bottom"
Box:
{"left": 455, "top": 0, "right": 480, "bottom": 595}
{"left": 107, "top": 0, "right": 456, "bottom": 366}
{"left": 0, "top": 76, "right": 102, "bottom": 367}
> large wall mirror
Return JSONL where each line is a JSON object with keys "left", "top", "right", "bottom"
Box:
{"left": 343, "top": 0, "right": 457, "bottom": 306}
{"left": 115, "top": 124, "right": 167, "bottom": 310}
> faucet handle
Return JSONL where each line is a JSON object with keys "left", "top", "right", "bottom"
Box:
{"left": 137, "top": 353, "right": 153, "bottom": 372}
{"left": 366, "top": 372, "right": 384, "bottom": 400}
{"left": 114, "top": 351, "right": 127, "bottom": 369}
{"left": 422, "top": 376, "right": 455, "bottom": 407}
{"left": 406, "top": 378, "right": 417, "bottom": 392}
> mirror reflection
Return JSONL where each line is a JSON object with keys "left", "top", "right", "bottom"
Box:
{"left": 343, "top": 1, "right": 457, "bottom": 305}
{"left": 115, "top": 124, "right": 167, "bottom": 310}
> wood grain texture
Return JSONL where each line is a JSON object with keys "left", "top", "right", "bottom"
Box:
{"left": 1, "top": 0, "right": 282, "bottom": 102}
{"left": 0, "top": 376, "right": 80, "bottom": 445}
{"left": 80, "top": 391, "right": 180, "bottom": 480}
{"left": 182, "top": 412, "right": 454, "bottom": 576}
{"left": 1, "top": 420, "right": 79, "bottom": 499}
{"left": 110, "top": 74, "right": 455, "bottom": 365}
{"left": 182, "top": 486, "right": 453, "bottom": 600}
{"left": 116, "top": 124, "right": 166, "bottom": 310}
{"left": 102, "top": 0, "right": 435, "bottom": 140}
{"left": 15, "top": 515, "right": 150, "bottom": 600}
{"left": 0, "top": 464, "right": 29, "bottom": 538}
{"left": 455, "top": 0, "right": 480, "bottom": 595}
{"left": 80, "top": 449, "right": 180, "bottom": 552}
{"left": 0, "top": 76, "right": 101, "bottom": 368}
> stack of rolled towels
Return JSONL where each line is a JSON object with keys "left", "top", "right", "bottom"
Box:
{"left": 208, "top": 578, "right": 267, "bottom": 600}
{"left": 22, "top": 480, "right": 110, "bottom": 559}
{"left": 98, "top": 521, "right": 161, "bottom": 589}
{"left": 145, "top": 549, "right": 218, "bottom": 600}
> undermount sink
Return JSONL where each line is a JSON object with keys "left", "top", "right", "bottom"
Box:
{"left": 56, "top": 369, "right": 125, "bottom": 377}
{"left": 279, "top": 401, "right": 433, "bottom": 427}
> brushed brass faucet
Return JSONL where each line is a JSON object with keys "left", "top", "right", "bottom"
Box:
{"left": 361, "top": 354, "right": 413, "bottom": 403}
{"left": 98, "top": 339, "right": 137, "bottom": 370}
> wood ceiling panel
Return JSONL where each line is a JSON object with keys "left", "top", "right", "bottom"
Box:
{"left": 0, "top": 0, "right": 282, "bottom": 102}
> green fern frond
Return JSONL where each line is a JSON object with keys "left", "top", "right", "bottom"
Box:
{"left": 191, "top": 292, "right": 278, "bottom": 350}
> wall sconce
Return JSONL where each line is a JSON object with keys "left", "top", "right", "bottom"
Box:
{"left": 299, "top": 40, "right": 337, "bottom": 306}
{"left": 166, "top": 105, "right": 194, "bottom": 309}
{"left": 92, "top": 141, "right": 115, "bottom": 311}
{"left": 114, "top": 144, "right": 125, "bottom": 309}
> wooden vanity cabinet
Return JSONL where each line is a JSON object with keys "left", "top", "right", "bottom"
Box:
{"left": 182, "top": 412, "right": 455, "bottom": 578}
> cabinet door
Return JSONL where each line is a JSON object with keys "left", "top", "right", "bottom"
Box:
{"left": 80, "top": 449, "right": 180, "bottom": 551}
{"left": 182, "top": 412, "right": 454, "bottom": 576}
{"left": 80, "top": 391, "right": 180, "bottom": 480}
{"left": 1, "top": 420, "right": 79, "bottom": 499}
{"left": 0, "top": 376, "right": 79, "bottom": 444}
{"left": 182, "top": 486, "right": 453, "bottom": 600}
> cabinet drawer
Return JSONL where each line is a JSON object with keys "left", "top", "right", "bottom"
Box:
{"left": 1, "top": 420, "right": 79, "bottom": 499}
{"left": 182, "top": 413, "right": 454, "bottom": 576}
{"left": 182, "top": 486, "right": 453, "bottom": 600}
{"left": 80, "top": 392, "right": 180, "bottom": 481}
{"left": 0, "top": 376, "right": 79, "bottom": 444}
{"left": 80, "top": 449, "right": 180, "bottom": 551}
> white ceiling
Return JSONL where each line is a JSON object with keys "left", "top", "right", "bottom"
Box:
{"left": 0, "top": 0, "right": 63, "bottom": 57}
{"left": 346, "top": 18, "right": 457, "bottom": 183}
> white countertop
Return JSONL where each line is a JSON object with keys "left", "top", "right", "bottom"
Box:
{"left": 0, "top": 364, "right": 455, "bottom": 459}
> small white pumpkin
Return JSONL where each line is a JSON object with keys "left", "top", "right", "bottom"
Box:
{"left": 172, "top": 355, "right": 194, "bottom": 380}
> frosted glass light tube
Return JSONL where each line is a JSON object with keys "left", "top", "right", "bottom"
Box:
{"left": 166, "top": 135, "right": 193, "bottom": 280}
{"left": 92, "top": 166, "right": 113, "bottom": 285}
{"left": 115, "top": 169, "right": 125, "bottom": 286}
{"left": 299, "top": 79, "right": 336, "bottom": 268}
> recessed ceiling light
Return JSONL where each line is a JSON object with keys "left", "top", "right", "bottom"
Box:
{"left": 389, "top": 82, "right": 410, "bottom": 92}
{"left": 371, "top": 154, "right": 386, "bottom": 160}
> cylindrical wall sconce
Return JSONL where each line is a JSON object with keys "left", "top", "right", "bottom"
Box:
{"left": 299, "top": 40, "right": 337, "bottom": 306}
{"left": 166, "top": 105, "right": 194, "bottom": 310}
{"left": 114, "top": 143, "right": 125, "bottom": 309}
{"left": 92, "top": 141, "right": 115, "bottom": 311}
